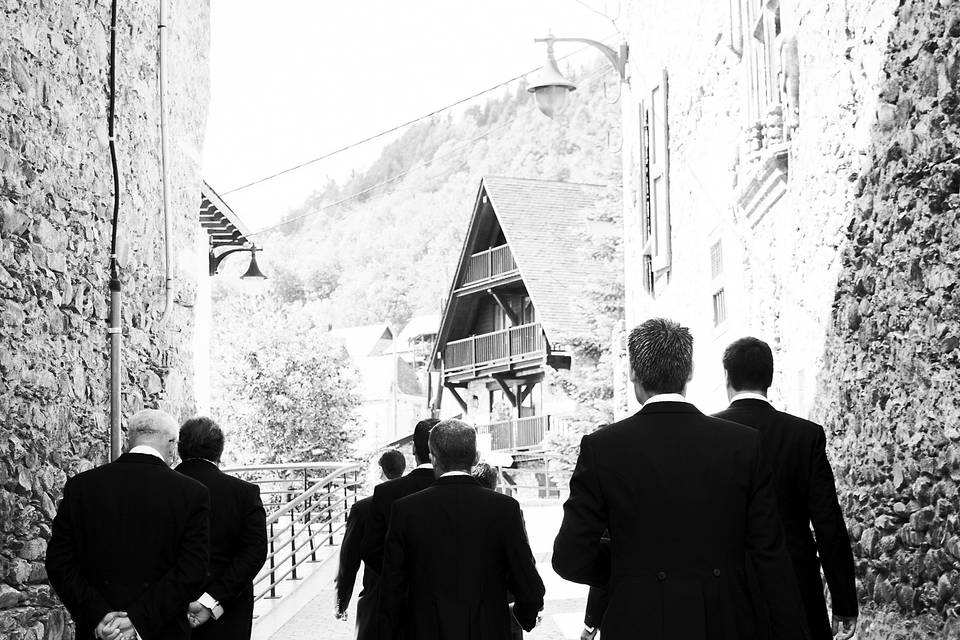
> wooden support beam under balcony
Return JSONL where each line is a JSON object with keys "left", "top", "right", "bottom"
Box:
{"left": 493, "top": 376, "right": 517, "bottom": 407}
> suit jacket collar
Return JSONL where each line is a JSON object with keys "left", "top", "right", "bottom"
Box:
{"left": 435, "top": 475, "right": 480, "bottom": 486}
{"left": 115, "top": 452, "right": 169, "bottom": 467}
{"left": 176, "top": 458, "right": 221, "bottom": 474}
{"left": 408, "top": 467, "right": 436, "bottom": 479}
{"left": 729, "top": 398, "right": 776, "bottom": 412}
{"left": 637, "top": 401, "right": 703, "bottom": 416}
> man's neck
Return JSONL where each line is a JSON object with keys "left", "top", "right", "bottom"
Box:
{"left": 129, "top": 444, "right": 167, "bottom": 464}
{"left": 414, "top": 462, "right": 433, "bottom": 470}
{"left": 730, "top": 390, "right": 770, "bottom": 403}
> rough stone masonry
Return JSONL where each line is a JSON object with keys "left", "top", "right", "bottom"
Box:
{"left": 0, "top": 1, "right": 211, "bottom": 638}
{"left": 814, "top": 0, "right": 960, "bottom": 626}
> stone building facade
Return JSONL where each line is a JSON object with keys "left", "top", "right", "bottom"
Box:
{"left": 617, "top": 0, "right": 958, "bottom": 626}
{"left": 0, "top": 1, "right": 212, "bottom": 638}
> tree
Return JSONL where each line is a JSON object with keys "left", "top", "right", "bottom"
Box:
{"left": 211, "top": 294, "right": 361, "bottom": 465}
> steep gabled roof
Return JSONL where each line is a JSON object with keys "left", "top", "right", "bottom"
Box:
{"left": 431, "top": 176, "right": 615, "bottom": 369}
{"left": 329, "top": 324, "right": 394, "bottom": 360}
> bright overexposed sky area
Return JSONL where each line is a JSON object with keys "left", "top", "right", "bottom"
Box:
{"left": 202, "top": 0, "right": 620, "bottom": 233}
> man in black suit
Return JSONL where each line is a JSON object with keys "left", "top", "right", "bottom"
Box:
{"left": 46, "top": 409, "right": 210, "bottom": 640}
{"left": 335, "top": 449, "right": 406, "bottom": 639}
{"left": 553, "top": 318, "right": 807, "bottom": 640}
{"left": 714, "top": 337, "right": 858, "bottom": 640}
{"left": 174, "top": 417, "right": 267, "bottom": 640}
{"left": 378, "top": 419, "right": 545, "bottom": 639}
{"left": 361, "top": 418, "right": 439, "bottom": 573}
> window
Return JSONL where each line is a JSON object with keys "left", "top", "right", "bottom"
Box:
{"left": 742, "top": 0, "right": 783, "bottom": 139}
{"left": 639, "top": 68, "right": 671, "bottom": 276}
{"left": 710, "top": 241, "right": 724, "bottom": 278}
{"left": 712, "top": 288, "right": 727, "bottom": 327}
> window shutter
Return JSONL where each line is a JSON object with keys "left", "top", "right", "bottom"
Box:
{"left": 649, "top": 68, "right": 671, "bottom": 272}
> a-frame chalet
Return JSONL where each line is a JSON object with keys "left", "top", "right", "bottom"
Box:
{"left": 430, "top": 176, "right": 613, "bottom": 453}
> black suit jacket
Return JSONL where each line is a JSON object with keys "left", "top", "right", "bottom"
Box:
{"left": 336, "top": 496, "right": 379, "bottom": 640}
{"left": 361, "top": 467, "right": 436, "bottom": 572}
{"left": 714, "top": 399, "right": 857, "bottom": 640}
{"left": 553, "top": 402, "right": 807, "bottom": 640}
{"left": 378, "top": 475, "right": 545, "bottom": 640}
{"left": 46, "top": 453, "right": 210, "bottom": 640}
{"left": 175, "top": 459, "right": 267, "bottom": 640}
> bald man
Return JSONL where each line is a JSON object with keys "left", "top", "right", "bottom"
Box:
{"left": 47, "top": 409, "right": 210, "bottom": 640}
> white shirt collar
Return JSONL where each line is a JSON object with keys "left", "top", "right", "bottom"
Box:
{"left": 415, "top": 463, "right": 433, "bottom": 470}
{"left": 129, "top": 445, "right": 167, "bottom": 463}
{"left": 440, "top": 471, "right": 471, "bottom": 477}
{"left": 642, "top": 393, "right": 689, "bottom": 406}
{"left": 730, "top": 391, "right": 771, "bottom": 404}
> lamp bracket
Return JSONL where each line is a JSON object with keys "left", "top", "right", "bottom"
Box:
{"left": 534, "top": 36, "right": 628, "bottom": 82}
{"left": 209, "top": 243, "right": 254, "bottom": 276}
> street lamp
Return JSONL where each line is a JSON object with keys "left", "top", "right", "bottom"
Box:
{"left": 208, "top": 244, "right": 267, "bottom": 279}
{"left": 528, "top": 34, "right": 629, "bottom": 118}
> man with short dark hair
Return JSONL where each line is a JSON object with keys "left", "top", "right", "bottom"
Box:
{"left": 714, "top": 337, "right": 857, "bottom": 640}
{"left": 377, "top": 449, "right": 406, "bottom": 481}
{"left": 553, "top": 318, "right": 807, "bottom": 639}
{"left": 175, "top": 417, "right": 267, "bottom": 640}
{"left": 335, "top": 449, "right": 406, "bottom": 638}
{"left": 47, "top": 409, "right": 210, "bottom": 640}
{"left": 378, "top": 420, "right": 545, "bottom": 639}
{"left": 361, "top": 419, "right": 439, "bottom": 572}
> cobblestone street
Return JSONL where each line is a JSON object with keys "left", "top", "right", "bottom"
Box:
{"left": 269, "top": 504, "right": 589, "bottom": 640}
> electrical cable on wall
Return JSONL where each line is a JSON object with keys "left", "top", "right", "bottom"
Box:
{"left": 107, "top": 0, "right": 123, "bottom": 461}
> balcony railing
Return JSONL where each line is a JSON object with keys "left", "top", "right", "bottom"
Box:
{"left": 462, "top": 244, "right": 517, "bottom": 286}
{"left": 478, "top": 415, "right": 551, "bottom": 450}
{"left": 444, "top": 322, "right": 546, "bottom": 373}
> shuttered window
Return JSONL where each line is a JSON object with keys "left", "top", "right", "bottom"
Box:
{"left": 638, "top": 68, "right": 671, "bottom": 278}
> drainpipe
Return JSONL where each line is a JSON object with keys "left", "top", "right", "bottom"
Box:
{"left": 158, "top": 0, "right": 175, "bottom": 325}
{"left": 108, "top": 0, "right": 122, "bottom": 460}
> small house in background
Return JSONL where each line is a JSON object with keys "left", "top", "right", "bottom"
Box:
{"left": 329, "top": 323, "right": 425, "bottom": 452}
{"left": 429, "top": 176, "right": 612, "bottom": 454}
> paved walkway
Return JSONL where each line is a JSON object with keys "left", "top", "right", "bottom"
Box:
{"left": 268, "top": 504, "right": 588, "bottom": 640}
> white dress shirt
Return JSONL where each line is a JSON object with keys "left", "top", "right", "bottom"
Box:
{"left": 439, "top": 471, "right": 472, "bottom": 477}
{"left": 730, "top": 391, "right": 772, "bottom": 404}
{"left": 642, "top": 393, "right": 690, "bottom": 406}
{"left": 129, "top": 445, "right": 166, "bottom": 461}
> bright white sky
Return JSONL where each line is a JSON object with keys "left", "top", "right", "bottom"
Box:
{"left": 202, "top": 0, "right": 619, "bottom": 232}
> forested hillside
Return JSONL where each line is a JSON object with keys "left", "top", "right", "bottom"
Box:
{"left": 210, "top": 59, "right": 623, "bottom": 461}
{"left": 235, "top": 57, "right": 623, "bottom": 327}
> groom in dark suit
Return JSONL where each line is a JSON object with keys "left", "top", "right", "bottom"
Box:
{"left": 175, "top": 417, "right": 267, "bottom": 640}
{"left": 553, "top": 318, "right": 807, "bottom": 640}
{"left": 46, "top": 409, "right": 209, "bottom": 640}
{"left": 378, "top": 419, "right": 545, "bottom": 639}
{"left": 714, "top": 337, "right": 857, "bottom": 640}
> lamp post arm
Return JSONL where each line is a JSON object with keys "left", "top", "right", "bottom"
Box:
{"left": 534, "top": 36, "right": 628, "bottom": 81}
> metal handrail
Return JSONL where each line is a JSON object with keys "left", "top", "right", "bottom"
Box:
{"left": 226, "top": 461, "right": 363, "bottom": 603}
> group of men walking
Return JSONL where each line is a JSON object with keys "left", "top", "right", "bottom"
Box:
{"left": 336, "top": 319, "right": 858, "bottom": 640}
{"left": 45, "top": 317, "right": 859, "bottom": 640}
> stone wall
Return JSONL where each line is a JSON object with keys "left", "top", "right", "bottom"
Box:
{"left": 813, "top": 0, "right": 960, "bottom": 622}
{"left": 0, "top": 1, "right": 210, "bottom": 638}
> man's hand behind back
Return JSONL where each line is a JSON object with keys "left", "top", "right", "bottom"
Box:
{"left": 96, "top": 611, "right": 138, "bottom": 640}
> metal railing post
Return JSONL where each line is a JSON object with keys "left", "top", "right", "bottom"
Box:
{"left": 267, "top": 522, "right": 277, "bottom": 598}
{"left": 326, "top": 489, "right": 334, "bottom": 545}
{"left": 289, "top": 512, "right": 299, "bottom": 580}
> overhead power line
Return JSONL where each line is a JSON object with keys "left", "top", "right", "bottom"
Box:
{"left": 221, "top": 40, "right": 613, "bottom": 196}
{"left": 245, "top": 64, "right": 612, "bottom": 238}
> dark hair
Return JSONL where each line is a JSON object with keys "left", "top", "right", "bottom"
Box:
{"left": 413, "top": 418, "right": 439, "bottom": 464}
{"left": 627, "top": 318, "right": 694, "bottom": 394}
{"left": 473, "top": 462, "right": 498, "bottom": 490}
{"left": 378, "top": 449, "right": 406, "bottom": 479}
{"left": 723, "top": 337, "right": 774, "bottom": 392}
{"left": 178, "top": 417, "right": 225, "bottom": 463}
{"left": 428, "top": 419, "right": 476, "bottom": 473}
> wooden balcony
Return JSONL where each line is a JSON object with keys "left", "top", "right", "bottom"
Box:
{"left": 461, "top": 245, "right": 518, "bottom": 287}
{"left": 444, "top": 322, "right": 546, "bottom": 380}
{"left": 476, "top": 415, "right": 561, "bottom": 451}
